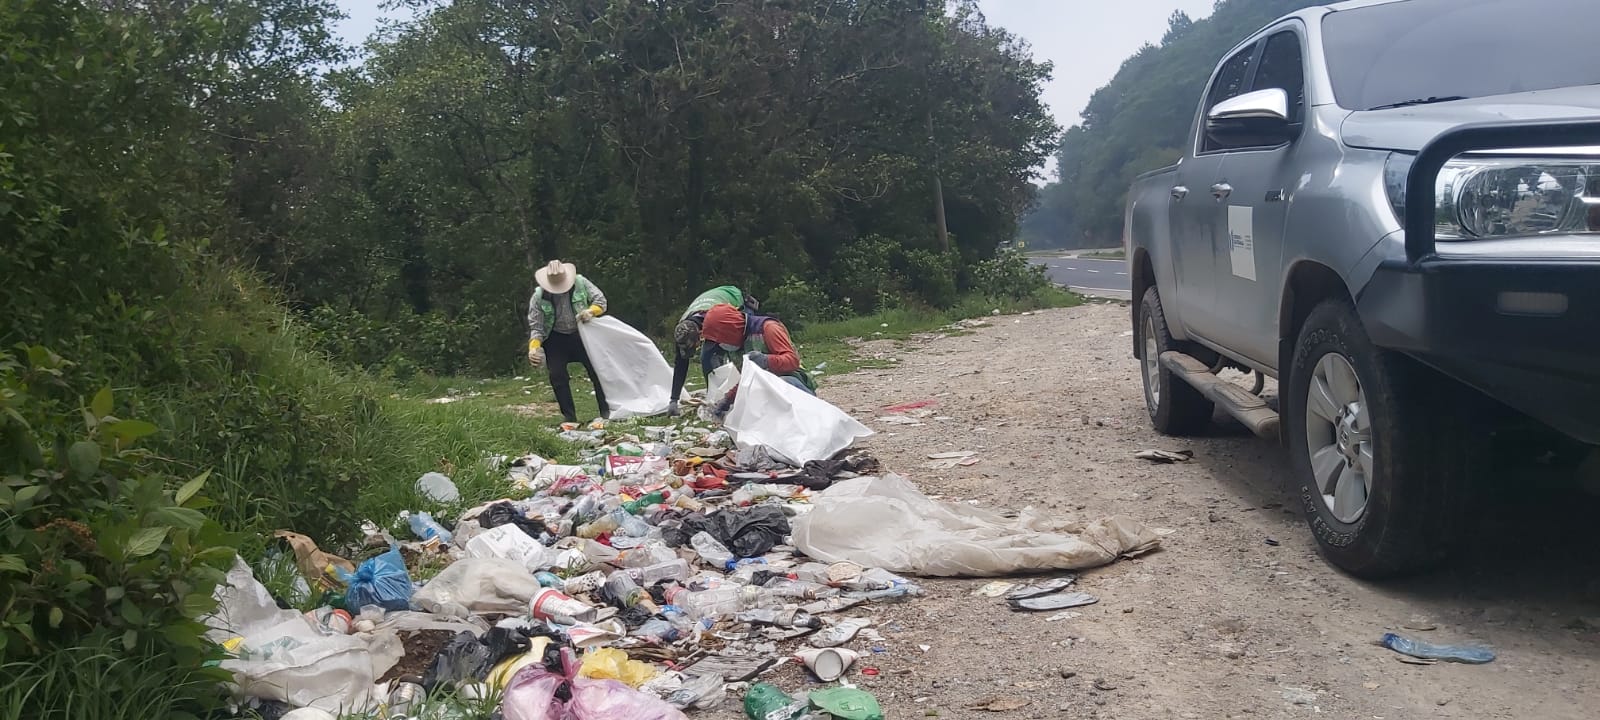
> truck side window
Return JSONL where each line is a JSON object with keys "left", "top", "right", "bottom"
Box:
{"left": 1253, "top": 31, "right": 1305, "bottom": 127}
{"left": 1201, "top": 44, "right": 1256, "bottom": 152}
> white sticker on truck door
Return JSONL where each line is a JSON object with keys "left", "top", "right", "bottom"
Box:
{"left": 1228, "top": 205, "right": 1256, "bottom": 281}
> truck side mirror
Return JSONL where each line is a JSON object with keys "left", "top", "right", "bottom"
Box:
{"left": 1206, "top": 88, "right": 1292, "bottom": 148}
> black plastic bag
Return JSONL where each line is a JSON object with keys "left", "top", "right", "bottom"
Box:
{"left": 708, "top": 506, "right": 791, "bottom": 558}
{"left": 421, "top": 631, "right": 495, "bottom": 693}
{"left": 479, "top": 501, "right": 549, "bottom": 541}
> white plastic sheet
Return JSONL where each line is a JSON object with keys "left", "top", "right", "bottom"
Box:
{"left": 577, "top": 316, "right": 672, "bottom": 418}
{"left": 204, "top": 556, "right": 400, "bottom": 713}
{"left": 413, "top": 557, "right": 544, "bottom": 617}
{"left": 724, "top": 362, "right": 872, "bottom": 465}
{"left": 791, "top": 475, "right": 1164, "bottom": 577}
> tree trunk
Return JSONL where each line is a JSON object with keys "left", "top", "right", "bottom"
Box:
{"left": 928, "top": 109, "right": 950, "bottom": 252}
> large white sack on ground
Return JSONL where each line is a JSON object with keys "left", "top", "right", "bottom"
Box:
{"left": 724, "top": 361, "right": 872, "bottom": 465}
{"left": 791, "top": 474, "right": 1164, "bottom": 577}
{"left": 577, "top": 316, "right": 672, "bottom": 418}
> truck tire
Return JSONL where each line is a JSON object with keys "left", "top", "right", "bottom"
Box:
{"left": 1139, "top": 287, "right": 1213, "bottom": 435}
{"left": 1286, "top": 298, "right": 1472, "bottom": 578}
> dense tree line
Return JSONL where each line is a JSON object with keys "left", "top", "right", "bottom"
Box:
{"left": 1020, "top": 0, "right": 1323, "bottom": 249}
{"left": 212, "top": 0, "right": 1060, "bottom": 375}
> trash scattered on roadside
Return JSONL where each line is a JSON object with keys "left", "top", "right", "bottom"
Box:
{"left": 1379, "top": 633, "right": 1496, "bottom": 664}
{"left": 925, "top": 451, "right": 980, "bottom": 469}
{"left": 1264, "top": 538, "right": 1280, "bottom": 546}
{"left": 417, "top": 471, "right": 460, "bottom": 502}
{"left": 204, "top": 362, "right": 1170, "bottom": 718}
{"left": 1009, "top": 591, "right": 1099, "bottom": 612}
{"left": 1134, "top": 449, "right": 1194, "bottom": 464}
{"left": 1402, "top": 615, "right": 1437, "bottom": 631}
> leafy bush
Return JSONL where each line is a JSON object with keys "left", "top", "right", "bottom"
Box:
{"left": 0, "top": 347, "right": 233, "bottom": 716}
{"left": 901, "top": 249, "right": 960, "bottom": 309}
{"left": 970, "top": 248, "right": 1051, "bottom": 300}
{"left": 764, "top": 278, "right": 850, "bottom": 325}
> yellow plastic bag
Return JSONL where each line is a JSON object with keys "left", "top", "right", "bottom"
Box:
{"left": 486, "top": 637, "right": 552, "bottom": 689}
{"left": 577, "top": 647, "right": 658, "bottom": 688}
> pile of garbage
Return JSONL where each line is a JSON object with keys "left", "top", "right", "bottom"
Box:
{"left": 205, "top": 364, "right": 1164, "bottom": 720}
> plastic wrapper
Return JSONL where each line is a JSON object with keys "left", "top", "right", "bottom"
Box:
{"left": 341, "top": 546, "right": 414, "bottom": 611}
{"left": 504, "top": 648, "right": 687, "bottom": 720}
{"left": 466, "top": 524, "right": 556, "bottom": 573}
{"left": 413, "top": 558, "right": 544, "bottom": 617}
{"left": 578, "top": 316, "right": 673, "bottom": 418}
{"left": 578, "top": 647, "right": 659, "bottom": 687}
{"left": 792, "top": 474, "right": 1163, "bottom": 577}
{"left": 724, "top": 362, "right": 872, "bottom": 465}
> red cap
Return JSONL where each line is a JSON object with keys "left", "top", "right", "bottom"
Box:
{"left": 700, "top": 304, "right": 746, "bottom": 347}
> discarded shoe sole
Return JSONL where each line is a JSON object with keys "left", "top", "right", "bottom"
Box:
{"left": 1004, "top": 577, "right": 1076, "bottom": 600}
{"left": 1008, "top": 592, "right": 1098, "bottom": 611}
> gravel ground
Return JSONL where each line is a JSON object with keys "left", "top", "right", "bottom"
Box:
{"left": 709, "top": 302, "right": 1600, "bottom": 719}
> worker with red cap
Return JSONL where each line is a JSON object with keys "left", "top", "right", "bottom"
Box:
{"left": 699, "top": 303, "right": 817, "bottom": 396}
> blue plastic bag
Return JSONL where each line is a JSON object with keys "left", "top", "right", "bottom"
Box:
{"left": 342, "top": 546, "right": 414, "bottom": 611}
{"left": 1380, "top": 633, "right": 1495, "bottom": 664}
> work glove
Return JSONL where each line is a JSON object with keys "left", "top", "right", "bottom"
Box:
{"left": 578, "top": 304, "right": 603, "bottom": 323}
{"left": 666, "top": 400, "right": 681, "bottom": 417}
{"left": 527, "top": 342, "right": 544, "bottom": 367}
{"left": 747, "top": 352, "right": 770, "bottom": 370}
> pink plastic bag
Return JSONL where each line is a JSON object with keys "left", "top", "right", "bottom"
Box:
{"left": 501, "top": 661, "right": 567, "bottom": 720}
{"left": 502, "top": 649, "right": 687, "bottom": 720}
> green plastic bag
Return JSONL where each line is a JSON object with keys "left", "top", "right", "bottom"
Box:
{"left": 744, "top": 683, "right": 799, "bottom": 720}
{"left": 810, "top": 687, "right": 884, "bottom": 720}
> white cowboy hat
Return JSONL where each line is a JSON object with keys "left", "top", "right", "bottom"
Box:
{"left": 534, "top": 260, "right": 577, "bottom": 294}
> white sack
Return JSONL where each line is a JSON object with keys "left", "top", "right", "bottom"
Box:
{"left": 413, "top": 557, "right": 543, "bottom": 617}
{"left": 576, "top": 316, "right": 672, "bottom": 418}
{"left": 791, "top": 474, "right": 1163, "bottom": 577}
{"left": 724, "top": 361, "right": 872, "bottom": 465}
{"left": 205, "top": 556, "right": 302, "bottom": 643}
{"left": 222, "top": 617, "right": 387, "bottom": 713}
{"left": 465, "top": 524, "right": 557, "bottom": 573}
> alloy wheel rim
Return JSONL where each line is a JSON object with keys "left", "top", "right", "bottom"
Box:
{"left": 1303, "top": 353, "right": 1373, "bottom": 524}
{"left": 1143, "top": 315, "right": 1161, "bottom": 413}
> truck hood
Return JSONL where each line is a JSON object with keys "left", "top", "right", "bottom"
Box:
{"left": 1341, "top": 85, "right": 1600, "bottom": 152}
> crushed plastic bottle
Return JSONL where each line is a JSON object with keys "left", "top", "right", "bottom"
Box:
{"left": 691, "top": 531, "right": 735, "bottom": 569}
{"left": 609, "top": 508, "right": 651, "bottom": 537}
{"left": 604, "top": 571, "right": 648, "bottom": 608}
{"left": 1380, "top": 633, "right": 1495, "bottom": 664}
{"left": 626, "top": 558, "right": 691, "bottom": 585}
{"left": 407, "top": 511, "right": 452, "bottom": 545}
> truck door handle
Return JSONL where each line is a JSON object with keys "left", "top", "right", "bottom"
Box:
{"left": 1171, "top": 186, "right": 1189, "bottom": 201}
{"left": 1211, "top": 183, "right": 1233, "bottom": 200}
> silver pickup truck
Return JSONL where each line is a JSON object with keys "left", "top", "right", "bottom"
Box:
{"left": 1125, "top": 0, "right": 1600, "bottom": 577}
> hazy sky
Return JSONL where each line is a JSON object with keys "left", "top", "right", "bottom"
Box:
{"left": 333, "top": 0, "right": 1216, "bottom": 180}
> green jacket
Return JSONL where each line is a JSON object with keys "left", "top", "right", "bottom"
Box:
{"left": 527, "top": 275, "right": 604, "bottom": 342}
{"left": 680, "top": 286, "right": 743, "bottom": 321}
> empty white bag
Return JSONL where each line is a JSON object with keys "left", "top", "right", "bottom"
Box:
{"left": 791, "top": 474, "right": 1164, "bottom": 577}
{"left": 576, "top": 316, "right": 672, "bottom": 418}
{"left": 724, "top": 361, "right": 872, "bottom": 465}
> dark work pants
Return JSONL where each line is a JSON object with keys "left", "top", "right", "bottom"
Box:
{"left": 543, "top": 331, "right": 608, "bottom": 422}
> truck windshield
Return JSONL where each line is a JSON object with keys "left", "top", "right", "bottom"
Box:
{"left": 1322, "top": 0, "right": 1600, "bottom": 111}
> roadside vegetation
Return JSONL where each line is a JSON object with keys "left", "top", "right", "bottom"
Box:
{"left": 0, "top": 1, "right": 1068, "bottom": 715}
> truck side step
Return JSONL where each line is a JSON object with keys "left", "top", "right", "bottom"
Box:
{"left": 1160, "top": 351, "right": 1281, "bottom": 441}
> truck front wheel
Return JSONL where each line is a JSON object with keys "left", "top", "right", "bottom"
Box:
{"left": 1139, "top": 287, "right": 1213, "bottom": 435}
{"left": 1286, "top": 299, "right": 1473, "bottom": 578}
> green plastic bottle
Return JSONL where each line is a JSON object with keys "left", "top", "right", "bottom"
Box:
{"left": 623, "top": 490, "right": 665, "bottom": 514}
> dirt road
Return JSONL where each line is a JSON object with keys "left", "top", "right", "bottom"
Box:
{"left": 723, "top": 303, "right": 1600, "bottom": 719}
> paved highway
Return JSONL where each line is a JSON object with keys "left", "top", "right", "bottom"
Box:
{"left": 1033, "top": 256, "right": 1131, "bottom": 297}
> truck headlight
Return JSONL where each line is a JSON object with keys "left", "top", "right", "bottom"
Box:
{"left": 1385, "top": 152, "right": 1600, "bottom": 239}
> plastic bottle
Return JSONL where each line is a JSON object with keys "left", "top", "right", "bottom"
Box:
{"left": 690, "top": 531, "right": 734, "bottom": 569}
{"left": 615, "top": 443, "right": 646, "bottom": 456}
{"left": 578, "top": 512, "right": 620, "bottom": 539}
{"left": 622, "top": 490, "right": 666, "bottom": 514}
{"left": 604, "top": 571, "right": 647, "bottom": 608}
{"left": 626, "top": 558, "right": 691, "bottom": 585}
{"left": 743, "top": 683, "right": 798, "bottom": 720}
{"left": 609, "top": 508, "right": 651, "bottom": 537}
{"left": 762, "top": 578, "right": 835, "bottom": 601}
{"left": 620, "top": 541, "right": 678, "bottom": 569}
{"left": 407, "top": 511, "right": 452, "bottom": 545}
{"left": 630, "top": 618, "right": 681, "bottom": 643}
{"left": 681, "top": 585, "right": 764, "bottom": 620}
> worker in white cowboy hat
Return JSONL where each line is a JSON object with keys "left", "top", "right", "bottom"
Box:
{"left": 526, "top": 259, "right": 610, "bottom": 423}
